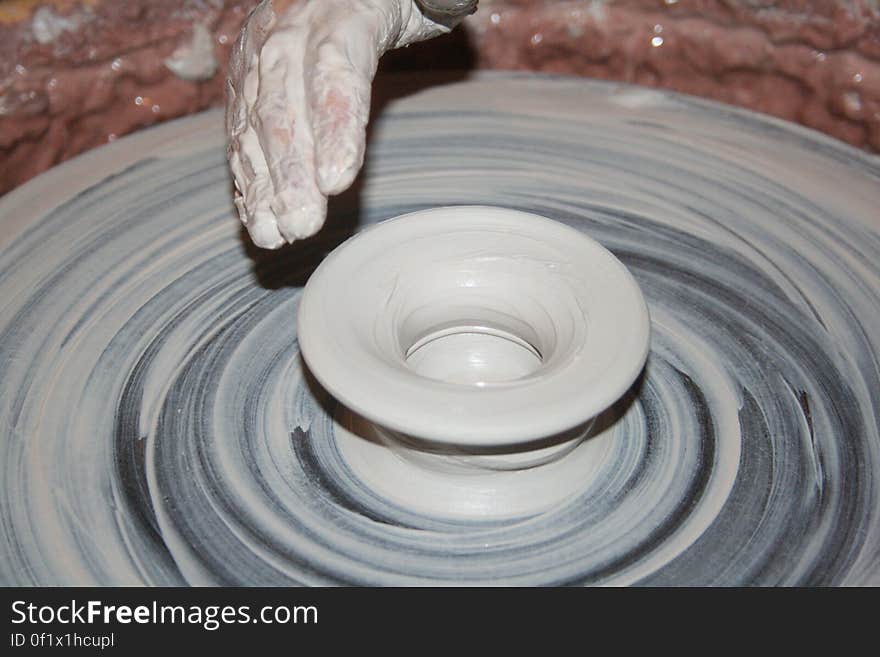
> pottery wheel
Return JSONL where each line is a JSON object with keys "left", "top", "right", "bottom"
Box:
{"left": 1, "top": 73, "right": 878, "bottom": 585}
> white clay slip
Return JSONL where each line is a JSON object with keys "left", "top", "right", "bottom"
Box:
{"left": 297, "top": 205, "right": 650, "bottom": 518}
{"left": 0, "top": 73, "right": 878, "bottom": 585}
{"left": 298, "top": 206, "right": 650, "bottom": 444}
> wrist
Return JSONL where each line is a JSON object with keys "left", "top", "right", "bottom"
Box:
{"left": 394, "top": 0, "right": 475, "bottom": 48}
{"left": 416, "top": 0, "right": 478, "bottom": 20}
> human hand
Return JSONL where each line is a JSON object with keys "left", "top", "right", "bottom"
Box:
{"left": 226, "top": 0, "right": 475, "bottom": 248}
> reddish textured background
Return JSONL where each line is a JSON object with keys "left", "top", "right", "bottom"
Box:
{"left": 1, "top": 0, "right": 879, "bottom": 194}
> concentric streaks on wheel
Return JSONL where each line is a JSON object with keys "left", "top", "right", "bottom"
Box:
{"left": 1, "top": 74, "right": 878, "bottom": 585}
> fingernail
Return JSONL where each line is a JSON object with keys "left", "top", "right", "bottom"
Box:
{"left": 248, "top": 210, "right": 285, "bottom": 249}
{"left": 317, "top": 145, "right": 360, "bottom": 195}
{"left": 272, "top": 190, "right": 326, "bottom": 241}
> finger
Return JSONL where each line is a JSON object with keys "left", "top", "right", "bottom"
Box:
{"left": 252, "top": 32, "right": 327, "bottom": 242}
{"left": 234, "top": 124, "right": 286, "bottom": 249}
{"left": 226, "top": 5, "right": 285, "bottom": 248}
{"left": 308, "top": 38, "right": 373, "bottom": 195}
{"left": 226, "top": 62, "right": 260, "bottom": 194}
{"left": 228, "top": 58, "right": 285, "bottom": 247}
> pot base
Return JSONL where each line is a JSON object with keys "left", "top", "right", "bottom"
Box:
{"left": 333, "top": 406, "right": 606, "bottom": 520}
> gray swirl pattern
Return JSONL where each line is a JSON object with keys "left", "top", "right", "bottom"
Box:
{"left": 1, "top": 73, "right": 878, "bottom": 585}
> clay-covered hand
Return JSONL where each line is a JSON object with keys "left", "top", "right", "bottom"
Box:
{"left": 226, "top": 0, "right": 474, "bottom": 249}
